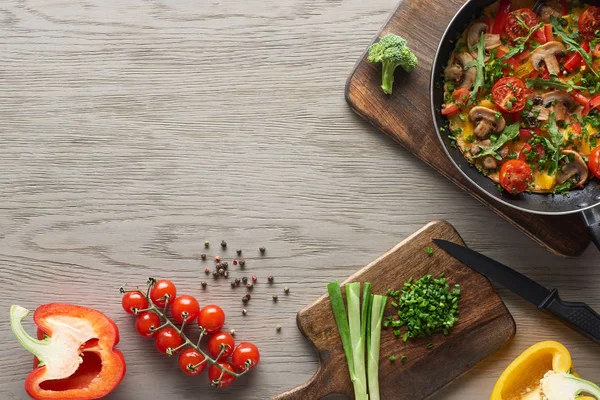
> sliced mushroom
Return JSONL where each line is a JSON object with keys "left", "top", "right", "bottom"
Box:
{"left": 467, "top": 22, "right": 501, "bottom": 58}
{"left": 444, "top": 52, "right": 476, "bottom": 89}
{"left": 542, "top": 91, "right": 576, "bottom": 121}
{"left": 527, "top": 105, "right": 551, "bottom": 121}
{"left": 530, "top": 41, "right": 566, "bottom": 76}
{"left": 469, "top": 106, "right": 506, "bottom": 139}
{"left": 556, "top": 150, "right": 588, "bottom": 186}
{"left": 470, "top": 139, "right": 490, "bottom": 156}
{"left": 533, "top": 0, "right": 562, "bottom": 23}
{"left": 482, "top": 156, "right": 498, "bottom": 170}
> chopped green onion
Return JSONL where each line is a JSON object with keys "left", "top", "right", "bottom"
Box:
{"left": 327, "top": 282, "right": 355, "bottom": 382}
{"left": 347, "top": 283, "right": 368, "bottom": 399}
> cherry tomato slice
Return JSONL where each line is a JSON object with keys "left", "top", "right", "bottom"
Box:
{"left": 231, "top": 342, "right": 260, "bottom": 372}
{"left": 208, "top": 332, "right": 235, "bottom": 359}
{"left": 135, "top": 311, "right": 161, "bottom": 338}
{"left": 500, "top": 160, "right": 533, "bottom": 194}
{"left": 122, "top": 291, "right": 149, "bottom": 314}
{"left": 506, "top": 9, "right": 539, "bottom": 40}
{"left": 208, "top": 362, "right": 236, "bottom": 388}
{"left": 492, "top": 77, "right": 527, "bottom": 113}
{"left": 150, "top": 280, "right": 177, "bottom": 307}
{"left": 197, "top": 304, "right": 226, "bottom": 334}
{"left": 178, "top": 348, "right": 206, "bottom": 376}
{"left": 518, "top": 143, "right": 545, "bottom": 164}
{"left": 171, "top": 295, "right": 200, "bottom": 324}
{"left": 519, "top": 128, "right": 542, "bottom": 142}
{"left": 155, "top": 327, "right": 184, "bottom": 355}
{"left": 589, "top": 147, "right": 600, "bottom": 179}
{"left": 452, "top": 88, "right": 470, "bottom": 107}
{"left": 579, "top": 6, "right": 600, "bottom": 39}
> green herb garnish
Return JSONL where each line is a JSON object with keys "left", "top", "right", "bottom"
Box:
{"left": 550, "top": 16, "right": 598, "bottom": 77}
{"left": 472, "top": 123, "right": 521, "bottom": 160}
{"left": 470, "top": 33, "right": 486, "bottom": 104}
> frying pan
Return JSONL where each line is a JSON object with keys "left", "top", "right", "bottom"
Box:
{"left": 430, "top": 0, "right": 600, "bottom": 250}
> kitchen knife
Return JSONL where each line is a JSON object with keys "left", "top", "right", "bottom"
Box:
{"left": 433, "top": 239, "right": 600, "bottom": 345}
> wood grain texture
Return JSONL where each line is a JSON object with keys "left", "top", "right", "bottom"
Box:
{"left": 0, "top": 0, "right": 598, "bottom": 399}
{"left": 273, "top": 221, "right": 515, "bottom": 400}
{"left": 345, "top": 0, "right": 590, "bottom": 257}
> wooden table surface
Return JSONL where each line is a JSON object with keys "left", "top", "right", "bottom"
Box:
{"left": 0, "top": 0, "right": 598, "bottom": 399}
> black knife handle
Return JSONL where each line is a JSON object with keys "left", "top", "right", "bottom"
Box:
{"left": 539, "top": 289, "right": 600, "bottom": 345}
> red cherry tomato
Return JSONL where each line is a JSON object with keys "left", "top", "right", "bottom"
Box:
{"left": 579, "top": 6, "right": 600, "bottom": 39}
{"left": 518, "top": 143, "right": 545, "bottom": 164}
{"left": 492, "top": 77, "right": 527, "bottom": 113}
{"left": 231, "top": 342, "right": 260, "bottom": 371}
{"left": 519, "top": 128, "right": 542, "bottom": 142}
{"left": 208, "top": 362, "right": 236, "bottom": 388}
{"left": 452, "top": 88, "right": 470, "bottom": 107}
{"left": 500, "top": 160, "right": 533, "bottom": 194}
{"left": 197, "top": 304, "right": 225, "bottom": 334}
{"left": 208, "top": 332, "right": 235, "bottom": 359}
{"left": 155, "top": 327, "right": 184, "bottom": 355}
{"left": 150, "top": 280, "right": 177, "bottom": 307}
{"left": 135, "top": 311, "right": 161, "bottom": 338}
{"left": 589, "top": 147, "right": 600, "bottom": 180}
{"left": 122, "top": 291, "right": 149, "bottom": 314}
{"left": 506, "top": 9, "right": 540, "bottom": 40}
{"left": 171, "top": 295, "right": 200, "bottom": 324}
{"left": 178, "top": 348, "right": 206, "bottom": 376}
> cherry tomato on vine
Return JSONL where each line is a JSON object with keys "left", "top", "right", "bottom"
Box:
{"left": 150, "top": 280, "right": 177, "bottom": 307}
{"left": 500, "top": 160, "right": 532, "bottom": 194}
{"left": 197, "top": 304, "right": 225, "bottom": 334}
{"left": 208, "top": 332, "right": 235, "bottom": 359}
{"left": 231, "top": 342, "right": 260, "bottom": 371}
{"left": 208, "top": 361, "right": 236, "bottom": 388}
{"left": 122, "top": 291, "right": 149, "bottom": 314}
{"left": 155, "top": 327, "right": 184, "bottom": 355}
{"left": 135, "top": 311, "right": 161, "bottom": 338}
{"left": 171, "top": 295, "right": 200, "bottom": 324}
{"left": 588, "top": 147, "right": 600, "bottom": 180}
{"left": 178, "top": 348, "right": 206, "bottom": 376}
{"left": 578, "top": 6, "right": 600, "bottom": 39}
{"left": 492, "top": 77, "right": 527, "bottom": 113}
{"left": 505, "top": 9, "right": 539, "bottom": 40}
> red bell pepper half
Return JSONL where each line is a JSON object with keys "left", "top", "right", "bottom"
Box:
{"left": 10, "top": 303, "right": 126, "bottom": 400}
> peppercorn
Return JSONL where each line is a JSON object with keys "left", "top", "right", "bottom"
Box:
{"left": 267, "top": 275, "right": 274, "bottom": 282}
{"left": 239, "top": 259, "right": 246, "bottom": 268}
{"left": 204, "top": 241, "right": 210, "bottom": 248}
{"left": 212, "top": 271, "right": 218, "bottom": 277}
{"left": 251, "top": 275, "right": 257, "bottom": 282}
{"left": 235, "top": 278, "right": 241, "bottom": 285}
{"left": 214, "top": 256, "right": 220, "bottom": 262}
{"left": 218, "top": 268, "right": 224, "bottom": 276}
{"left": 221, "top": 240, "right": 227, "bottom": 249}
{"left": 284, "top": 287, "right": 289, "bottom": 294}
{"left": 246, "top": 282, "right": 253, "bottom": 289}
{"left": 204, "top": 267, "right": 210, "bottom": 275}
{"left": 242, "top": 295, "right": 249, "bottom": 303}
{"left": 242, "top": 277, "right": 248, "bottom": 283}
{"left": 223, "top": 271, "right": 229, "bottom": 278}
{"left": 221, "top": 262, "right": 228, "bottom": 270}
{"left": 276, "top": 324, "right": 281, "bottom": 332}
{"left": 273, "top": 295, "right": 278, "bottom": 302}
{"left": 242, "top": 309, "right": 247, "bottom": 315}
{"left": 201, "top": 253, "right": 207, "bottom": 260}
{"left": 245, "top": 293, "right": 251, "bottom": 300}
{"left": 230, "top": 329, "right": 236, "bottom": 336}
{"left": 231, "top": 281, "right": 236, "bottom": 288}
{"left": 233, "top": 260, "right": 238, "bottom": 265}
{"left": 201, "top": 281, "right": 207, "bottom": 288}
{"left": 216, "top": 262, "right": 222, "bottom": 269}
{"left": 259, "top": 246, "right": 266, "bottom": 254}
{"left": 236, "top": 249, "right": 242, "bottom": 256}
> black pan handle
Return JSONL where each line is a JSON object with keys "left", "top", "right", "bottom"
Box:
{"left": 582, "top": 206, "right": 600, "bottom": 250}
{"left": 539, "top": 289, "right": 600, "bottom": 345}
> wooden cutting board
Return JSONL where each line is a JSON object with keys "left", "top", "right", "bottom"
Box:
{"left": 345, "top": 0, "right": 590, "bottom": 257}
{"left": 272, "top": 220, "right": 515, "bottom": 399}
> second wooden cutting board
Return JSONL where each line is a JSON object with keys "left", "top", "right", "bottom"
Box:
{"left": 273, "top": 220, "right": 515, "bottom": 399}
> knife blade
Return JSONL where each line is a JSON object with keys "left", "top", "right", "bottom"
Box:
{"left": 433, "top": 239, "right": 600, "bottom": 345}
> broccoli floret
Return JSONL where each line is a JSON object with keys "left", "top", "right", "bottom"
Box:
{"left": 367, "top": 34, "right": 418, "bottom": 95}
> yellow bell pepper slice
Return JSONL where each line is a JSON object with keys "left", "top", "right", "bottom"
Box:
{"left": 490, "top": 341, "right": 572, "bottom": 400}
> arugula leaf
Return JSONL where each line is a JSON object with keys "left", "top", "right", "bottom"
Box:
{"left": 545, "top": 112, "right": 564, "bottom": 176}
{"left": 525, "top": 76, "right": 588, "bottom": 92}
{"left": 469, "top": 33, "right": 486, "bottom": 104}
{"left": 472, "top": 123, "right": 520, "bottom": 160}
{"left": 500, "top": 22, "right": 544, "bottom": 61}
{"left": 550, "top": 16, "right": 598, "bottom": 78}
